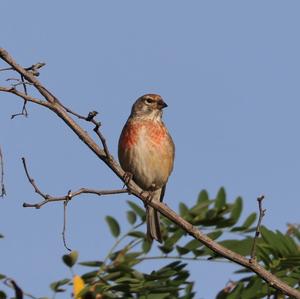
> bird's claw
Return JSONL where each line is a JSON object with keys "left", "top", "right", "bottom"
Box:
{"left": 122, "top": 171, "right": 133, "bottom": 188}
{"left": 140, "top": 190, "right": 153, "bottom": 204}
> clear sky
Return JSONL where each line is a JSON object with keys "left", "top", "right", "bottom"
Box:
{"left": 1, "top": 1, "right": 300, "bottom": 298}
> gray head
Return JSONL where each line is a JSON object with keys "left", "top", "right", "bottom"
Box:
{"left": 130, "top": 94, "right": 168, "bottom": 120}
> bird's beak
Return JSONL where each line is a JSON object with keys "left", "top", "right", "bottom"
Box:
{"left": 158, "top": 100, "right": 168, "bottom": 109}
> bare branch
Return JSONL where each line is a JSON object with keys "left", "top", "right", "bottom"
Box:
{"left": 60, "top": 104, "right": 111, "bottom": 159}
{"left": 62, "top": 199, "right": 71, "bottom": 251}
{"left": 0, "top": 61, "right": 45, "bottom": 76}
{"left": 0, "top": 86, "right": 50, "bottom": 108}
{"left": 1, "top": 48, "right": 299, "bottom": 299}
{"left": 249, "top": 195, "right": 266, "bottom": 263}
{"left": 21, "top": 157, "right": 129, "bottom": 209}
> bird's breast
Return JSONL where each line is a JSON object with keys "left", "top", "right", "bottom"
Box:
{"left": 119, "top": 120, "right": 167, "bottom": 150}
{"left": 118, "top": 119, "right": 174, "bottom": 190}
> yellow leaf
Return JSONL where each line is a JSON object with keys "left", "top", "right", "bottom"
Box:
{"left": 73, "top": 275, "right": 85, "bottom": 299}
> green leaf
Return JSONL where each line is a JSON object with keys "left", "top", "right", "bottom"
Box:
{"left": 241, "top": 276, "right": 263, "bottom": 299}
{"left": 159, "top": 245, "right": 173, "bottom": 254}
{"left": 81, "top": 270, "right": 98, "bottom": 281}
{"left": 217, "top": 238, "right": 253, "bottom": 256}
{"left": 105, "top": 216, "right": 120, "bottom": 238}
{"left": 127, "top": 211, "right": 137, "bottom": 225}
{"left": 215, "top": 187, "right": 226, "bottom": 212}
{"left": 184, "top": 239, "right": 202, "bottom": 251}
{"left": 230, "top": 196, "right": 243, "bottom": 224}
{"left": 79, "top": 260, "right": 103, "bottom": 267}
{"left": 0, "top": 274, "right": 6, "bottom": 280}
{"left": 0, "top": 291, "right": 6, "bottom": 299}
{"left": 231, "top": 212, "right": 257, "bottom": 232}
{"left": 142, "top": 239, "right": 152, "bottom": 253}
{"left": 62, "top": 251, "right": 78, "bottom": 268}
{"left": 164, "top": 229, "right": 185, "bottom": 249}
{"left": 50, "top": 278, "right": 70, "bottom": 292}
{"left": 207, "top": 230, "right": 223, "bottom": 240}
{"left": 190, "top": 201, "right": 211, "bottom": 216}
{"left": 128, "top": 231, "right": 146, "bottom": 239}
{"left": 257, "top": 244, "right": 273, "bottom": 266}
{"left": 197, "top": 190, "right": 209, "bottom": 203}
{"left": 226, "top": 282, "right": 243, "bottom": 299}
{"left": 127, "top": 201, "right": 146, "bottom": 221}
{"left": 260, "top": 227, "right": 289, "bottom": 258}
{"left": 242, "top": 212, "right": 257, "bottom": 229}
{"left": 176, "top": 245, "right": 190, "bottom": 255}
{"left": 179, "top": 202, "right": 189, "bottom": 217}
{"left": 276, "top": 230, "right": 298, "bottom": 254}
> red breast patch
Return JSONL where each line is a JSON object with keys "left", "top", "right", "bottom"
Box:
{"left": 119, "top": 120, "right": 167, "bottom": 150}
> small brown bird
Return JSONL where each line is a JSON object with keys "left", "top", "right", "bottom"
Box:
{"left": 118, "top": 94, "right": 175, "bottom": 242}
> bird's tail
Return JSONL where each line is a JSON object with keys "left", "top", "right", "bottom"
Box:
{"left": 146, "top": 188, "right": 164, "bottom": 243}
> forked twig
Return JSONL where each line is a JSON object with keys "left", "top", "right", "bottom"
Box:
{"left": 60, "top": 104, "right": 111, "bottom": 159}
{"left": 4, "top": 63, "right": 45, "bottom": 118}
{"left": 21, "top": 157, "right": 129, "bottom": 209}
{"left": 249, "top": 195, "right": 266, "bottom": 262}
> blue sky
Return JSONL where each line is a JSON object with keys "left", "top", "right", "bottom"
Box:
{"left": 1, "top": 1, "right": 300, "bottom": 298}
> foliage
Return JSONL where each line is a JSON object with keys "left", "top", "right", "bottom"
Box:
{"left": 1, "top": 188, "right": 300, "bottom": 298}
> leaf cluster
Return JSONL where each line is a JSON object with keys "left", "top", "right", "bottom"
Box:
{"left": 0, "top": 188, "right": 299, "bottom": 298}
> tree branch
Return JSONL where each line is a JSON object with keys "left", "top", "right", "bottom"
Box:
{"left": 21, "top": 157, "right": 129, "bottom": 209}
{"left": 1, "top": 47, "right": 299, "bottom": 298}
{"left": 0, "top": 86, "right": 50, "bottom": 108}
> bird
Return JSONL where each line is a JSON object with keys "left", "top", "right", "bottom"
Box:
{"left": 118, "top": 94, "right": 175, "bottom": 243}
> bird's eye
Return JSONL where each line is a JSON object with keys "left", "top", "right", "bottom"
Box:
{"left": 145, "top": 98, "right": 154, "bottom": 104}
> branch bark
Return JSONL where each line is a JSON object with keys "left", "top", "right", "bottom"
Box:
{"left": 1, "top": 47, "right": 299, "bottom": 299}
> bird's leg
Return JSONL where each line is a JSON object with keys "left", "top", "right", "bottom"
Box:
{"left": 140, "top": 190, "right": 154, "bottom": 206}
{"left": 141, "top": 184, "right": 158, "bottom": 204}
{"left": 122, "top": 171, "right": 133, "bottom": 189}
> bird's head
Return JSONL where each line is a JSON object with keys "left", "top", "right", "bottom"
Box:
{"left": 130, "top": 94, "right": 168, "bottom": 120}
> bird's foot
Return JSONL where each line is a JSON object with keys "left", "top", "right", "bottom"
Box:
{"left": 140, "top": 190, "right": 153, "bottom": 204}
{"left": 122, "top": 172, "right": 133, "bottom": 189}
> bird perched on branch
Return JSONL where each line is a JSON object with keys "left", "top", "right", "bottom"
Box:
{"left": 118, "top": 94, "right": 175, "bottom": 243}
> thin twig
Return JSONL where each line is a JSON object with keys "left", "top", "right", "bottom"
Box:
{"left": 23, "top": 187, "right": 129, "bottom": 209}
{"left": 249, "top": 195, "right": 266, "bottom": 263}
{"left": 5, "top": 76, "right": 30, "bottom": 117}
{"left": 22, "top": 157, "right": 49, "bottom": 200}
{"left": 21, "top": 157, "right": 129, "bottom": 209}
{"left": 60, "top": 104, "right": 111, "bottom": 159}
{"left": 4, "top": 279, "right": 23, "bottom": 299}
{"left": 0, "top": 62, "right": 45, "bottom": 75}
{"left": 139, "top": 256, "right": 230, "bottom": 263}
{"left": 1, "top": 62, "right": 44, "bottom": 119}
{"left": 0, "top": 86, "right": 50, "bottom": 108}
{"left": 62, "top": 198, "right": 71, "bottom": 251}
{"left": 0, "top": 146, "right": 6, "bottom": 197}
{"left": 93, "top": 121, "right": 111, "bottom": 159}
{"left": 25, "top": 62, "right": 46, "bottom": 77}
{"left": 0, "top": 67, "right": 13, "bottom": 72}
{"left": 3, "top": 278, "right": 38, "bottom": 299}
{"left": 102, "top": 222, "right": 144, "bottom": 267}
